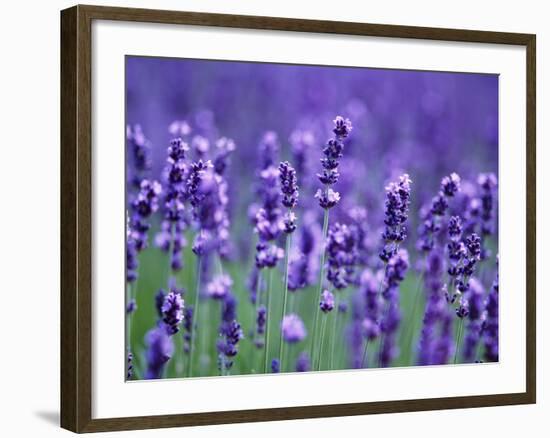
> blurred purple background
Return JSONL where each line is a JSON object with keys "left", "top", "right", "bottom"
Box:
{"left": 126, "top": 56, "right": 498, "bottom": 245}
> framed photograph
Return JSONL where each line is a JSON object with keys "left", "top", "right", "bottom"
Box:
{"left": 60, "top": 4, "right": 536, "bottom": 433}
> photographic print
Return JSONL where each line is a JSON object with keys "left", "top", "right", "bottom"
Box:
{"left": 125, "top": 56, "right": 499, "bottom": 380}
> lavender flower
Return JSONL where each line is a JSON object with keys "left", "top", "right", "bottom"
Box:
{"left": 448, "top": 216, "right": 463, "bottom": 239}
{"left": 255, "top": 241, "right": 284, "bottom": 269}
{"left": 256, "top": 305, "right": 267, "bottom": 335}
{"left": 384, "top": 248, "right": 409, "bottom": 291}
{"left": 206, "top": 274, "right": 233, "bottom": 300}
{"left": 360, "top": 270, "right": 383, "bottom": 341}
{"left": 126, "top": 124, "right": 152, "bottom": 188}
{"left": 484, "top": 257, "right": 499, "bottom": 361}
{"left": 219, "top": 293, "right": 238, "bottom": 336}
{"left": 168, "top": 120, "right": 192, "bottom": 138}
{"left": 258, "top": 131, "right": 280, "bottom": 171}
{"left": 417, "top": 251, "right": 446, "bottom": 365}
{"left": 320, "top": 289, "right": 335, "bottom": 313}
{"left": 213, "top": 137, "right": 236, "bottom": 176}
{"left": 126, "top": 236, "right": 138, "bottom": 283}
{"left": 191, "top": 135, "right": 210, "bottom": 159}
{"left": 187, "top": 159, "right": 213, "bottom": 210}
{"left": 126, "top": 299, "right": 137, "bottom": 314}
{"left": 217, "top": 318, "right": 243, "bottom": 371}
{"left": 257, "top": 167, "right": 283, "bottom": 234}
{"left": 416, "top": 205, "right": 440, "bottom": 253}
{"left": 447, "top": 232, "right": 481, "bottom": 294}
{"left": 295, "top": 352, "right": 311, "bottom": 372}
{"left": 247, "top": 266, "right": 260, "bottom": 305}
{"left": 125, "top": 60, "right": 500, "bottom": 379}
{"left": 326, "top": 223, "right": 357, "bottom": 289}
{"left": 380, "top": 174, "right": 412, "bottom": 262}
{"left": 253, "top": 165, "right": 284, "bottom": 271}
{"left": 279, "top": 161, "right": 299, "bottom": 235}
{"left": 478, "top": 173, "right": 498, "bottom": 236}
{"left": 220, "top": 319, "right": 243, "bottom": 358}
{"left": 314, "top": 188, "right": 341, "bottom": 210}
{"left": 281, "top": 314, "right": 307, "bottom": 343}
{"left": 348, "top": 206, "right": 370, "bottom": 270}
{"left": 254, "top": 208, "right": 281, "bottom": 242}
{"left": 279, "top": 161, "right": 299, "bottom": 209}
{"left": 188, "top": 166, "right": 231, "bottom": 257}
{"left": 161, "top": 290, "right": 184, "bottom": 335}
{"left": 349, "top": 317, "right": 365, "bottom": 369}
{"left": 378, "top": 302, "right": 401, "bottom": 367}
{"left": 182, "top": 306, "right": 193, "bottom": 353}
{"left": 130, "top": 179, "right": 162, "bottom": 250}
{"left": 455, "top": 296, "right": 470, "bottom": 319}
{"left": 132, "top": 179, "right": 161, "bottom": 216}
{"left": 289, "top": 129, "right": 315, "bottom": 178}
{"left": 288, "top": 212, "right": 321, "bottom": 291}
{"left": 362, "top": 317, "right": 381, "bottom": 341}
{"left": 432, "top": 173, "right": 461, "bottom": 216}
{"left": 144, "top": 327, "right": 173, "bottom": 379}
{"left": 418, "top": 173, "right": 461, "bottom": 254}
{"left": 461, "top": 278, "right": 485, "bottom": 362}
{"left": 126, "top": 180, "right": 162, "bottom": 285}
{"left": 417, "top": 289, "right": 447, "bottom": 365}
{"left": 155, "top": 289, "right": 166, "bottom": 318}
{"left": 432, "top": 312, "right": 454, "bottom": 365}
{"left": 441, "top": 172, "right": 461, "bottom": 197}
{"left": 378, "top": 249, "right": 409, "bottom": 367}
{"left": 154, "top": 138, "right": 189, "bottom": 272}
{"left": 127, "top": 351, "right": 134, "bottom": 379}
{"left": 315, "top": 116, "right": 352, "bottom": 210}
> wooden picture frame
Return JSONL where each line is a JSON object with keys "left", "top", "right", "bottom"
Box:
{"left": 60, "top": 4, "right": 536, "bottom": 433}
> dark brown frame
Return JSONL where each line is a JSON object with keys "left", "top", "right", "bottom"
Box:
{"left": 60, "top": 4, "right": 536, "bottom": 433}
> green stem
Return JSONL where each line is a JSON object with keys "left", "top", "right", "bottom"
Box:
{"left": 310, "top": 208, "right": 330, "bottom": 368}
{"left": 187, "top": 256, "right": 203, "bottom": 377}
{"left": 405, "top": 266, "right": 425, "bottom": 364}
{"left": 263, "top": 268, "right": 274, "bottom": 373}
{"left": 329, "top": 293, "right": 340, "bottom": 370}
{"left": 201, "top": 295, "right": 210, "bottom": 375}
{"left": 474, "top": 335, "right": 484, "bottom": 362}
{"left": 376, "top": 264, "right": 388, "bottom": 368}
{"left": 361, "top": 339, "right": 370, "bottom": 368}
{"left": 317, "top": 315, "right": 328, "bottom": 371}
{"left": 166, "top": 222, "right": 174, "bottom": 286}
{"left": 278, "top": 232, "right": 292, "bottom": 372}
{"left": 281, "top": 344, "right": 295, "bottom": 372}
{"left": 454, "top": 318, "right": 465, "bottom": 364}
{"left": 250, "top": 269, "right": 262, "bottom": 373}
{"left": 288, "top": 291, "right": 295, "bottom": 314}
{"left": 126, "top": 282, "right": 133, "bottom": 359}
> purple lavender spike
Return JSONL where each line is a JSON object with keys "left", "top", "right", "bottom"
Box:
{"left": 144, "top": 327, "right": 173, "bottom": 379}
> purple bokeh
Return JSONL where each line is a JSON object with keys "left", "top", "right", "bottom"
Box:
{"left": 126, "top": 56, "right": 498, "bottom": 256}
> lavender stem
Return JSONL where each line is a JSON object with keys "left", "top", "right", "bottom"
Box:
{"left": 187, "top": 255, "right": 202, "bottom": 377}
{"left": 250, "top": 270, "right": 262, "bottom": 373}
{"left": 361, "top": 339, "right": 370, "bottom": 368}
{"left": 405, "top": 266, "right": 425, "bottom": 363}
{"left": 454, "top": 318, "right": 464, "bottom": 364}
{"left": 126, "top": 282, "right": 133, "bottom": 356}
{"left": 375, "top": 264, "right": 388, "bottom": 367}
{"left": 317, "top": 314, "right": 328, "bottom": 370}
{"left": 310, "top": 208, "right": 329, "bottom": 370}
{"left": 263, "top": 268, "right": 274, "bottom": 373}
{"left": 328, "top": 293, "right": 340, "bottom": 370}
{"left": 278, "top": 231, "right": 292, "bottom": 372}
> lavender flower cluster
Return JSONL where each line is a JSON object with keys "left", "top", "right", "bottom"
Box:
{"left": 125, "top": 58, "right": 499, "bottom": 380}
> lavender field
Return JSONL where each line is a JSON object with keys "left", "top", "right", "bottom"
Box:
{"left": 125, "top": 56, "right": 499, "bottom": 380}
